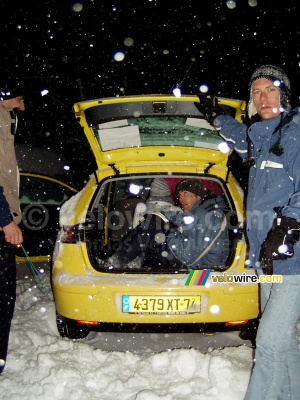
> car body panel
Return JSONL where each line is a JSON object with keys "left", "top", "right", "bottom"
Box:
{"left": 53, "top": 239, "right": 258, "bottom": 324}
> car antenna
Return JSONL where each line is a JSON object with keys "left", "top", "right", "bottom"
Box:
{"left": 170, "top": 60, "right": 195, "bottom": 95}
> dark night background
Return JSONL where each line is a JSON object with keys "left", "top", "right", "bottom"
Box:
{"left": 1, "top": 0, "right": 299, "bottom": 188}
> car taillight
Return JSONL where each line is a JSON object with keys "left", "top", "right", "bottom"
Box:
{"left": 61, "top": 225, "right": 77, "bottom": 243}
{"left": 225, "top": 320, "right": 248, "bottom": 327}
{"left": 77, "top": 320, "right": 99, "bottom": 326}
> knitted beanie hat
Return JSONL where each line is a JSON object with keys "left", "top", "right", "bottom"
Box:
{"left": 150, "top": 178, "right": 171, "bottom": 197}
{"left": 147, "top": 178, "right": 173, "bottom": 203}
{"left": 176, "top": 178, "right": 205, "bottom": 198}
{"left": 0, "top": 70, "right": 24, "bottom": 100}
{"left": 248, "top": 64, "right": 291, "bottom": 118}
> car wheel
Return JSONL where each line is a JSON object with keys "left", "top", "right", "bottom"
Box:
{"left": 56, "top": 312, "right": 90, "bottom": 339}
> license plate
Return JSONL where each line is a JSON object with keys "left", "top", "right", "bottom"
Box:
{"left": 122, "top": 295, "right": 201, "bottom": 314}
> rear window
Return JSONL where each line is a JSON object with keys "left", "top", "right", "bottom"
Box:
{"left": 93, "top": 117, "right": 222, "bottom": 151}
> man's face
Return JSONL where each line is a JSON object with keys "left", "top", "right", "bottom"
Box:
{"left": 252, "top": 78, "right": 281, "bottom": 121}
{"left": 177, "top": 190, "right": 201, "bottom": 212}
{"left": 13, "top": 96, "right": 25, "bottom": 111}
{"left": 2, "top": 96, "right": 25, "bottom": 112}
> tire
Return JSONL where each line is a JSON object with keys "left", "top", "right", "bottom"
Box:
{"left": 56, "top": 312, "right": 90, "bottom": 339}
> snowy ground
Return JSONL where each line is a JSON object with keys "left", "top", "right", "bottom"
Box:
{"left": 0, "top": 267, "right": 254, "bottom": 400}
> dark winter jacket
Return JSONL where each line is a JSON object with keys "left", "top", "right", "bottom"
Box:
{"left": 214, "top": 108, "right": 300, "bottom": 275}
{"left": 0, "top": 186, "right": 12, "bottom": 227}
{"left": 165, "top": 196, "right": 229, "bottom": 269}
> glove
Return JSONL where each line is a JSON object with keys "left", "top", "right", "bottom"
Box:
{"left": 259, "top": 215, "right": 300, "bottom": 275}
{"left": 195, "top": 93, "right": 227, "bottom": 124}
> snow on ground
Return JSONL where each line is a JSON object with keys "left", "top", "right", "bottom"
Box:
{"left": 0, "top": 272, "right": 253, "bottom": 400}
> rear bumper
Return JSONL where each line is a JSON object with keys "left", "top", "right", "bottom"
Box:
{"left": 58, "top": 314, "right": 259, "bottom": 334}
{"left": 52, "top": 276, "right": 259, "bottom": 325}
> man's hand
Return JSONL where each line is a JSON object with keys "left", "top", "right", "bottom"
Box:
{"left": 259, "top": 216, "right": 300, "bottom": 274}
{"left": 195, "top": 93, "right": 226, "bottom": 124}
{"left": 3, "top": 221, "right": 23, "bottom": 245}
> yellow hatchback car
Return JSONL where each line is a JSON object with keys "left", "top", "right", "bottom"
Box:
{"left": 52, "top": 95, "right": 259, "bottom": 339}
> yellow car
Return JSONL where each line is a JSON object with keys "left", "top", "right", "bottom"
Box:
{"left": 52, "top": 95, "right": 259, "bottom": 339}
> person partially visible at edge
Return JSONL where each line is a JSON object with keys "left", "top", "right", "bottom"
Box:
{"left": 197, "top": 65, "right": 300, "bottom": 400}
{"left": 165, "top": 178, "right": 229, "bottom": 269}
{"left": 0, "top": 74, "right": 24, "bottom": 375}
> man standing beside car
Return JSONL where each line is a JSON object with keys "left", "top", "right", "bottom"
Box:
{"left": 0, "top": 74, "right": 24, "bottom": 374}
{"left": 197, "top": 65, "right": 300, "bottom": 400}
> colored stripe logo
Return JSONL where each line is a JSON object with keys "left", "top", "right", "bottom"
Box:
{"left": 185, "top": 269, "right": 210, "bottom": 286}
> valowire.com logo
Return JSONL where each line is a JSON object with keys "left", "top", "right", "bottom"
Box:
{"left": 184, "top": 270, "right": 283, "bottom": 286}
{"left": 211, "top": 272, "right": 283, "bottom": 284}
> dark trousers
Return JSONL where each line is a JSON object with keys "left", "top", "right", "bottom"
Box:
{"left": 114, "top": 214, "right": 181, "bottom": 268}
{"left": 0, "top": 231, "right": 16, "bottom": 372}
